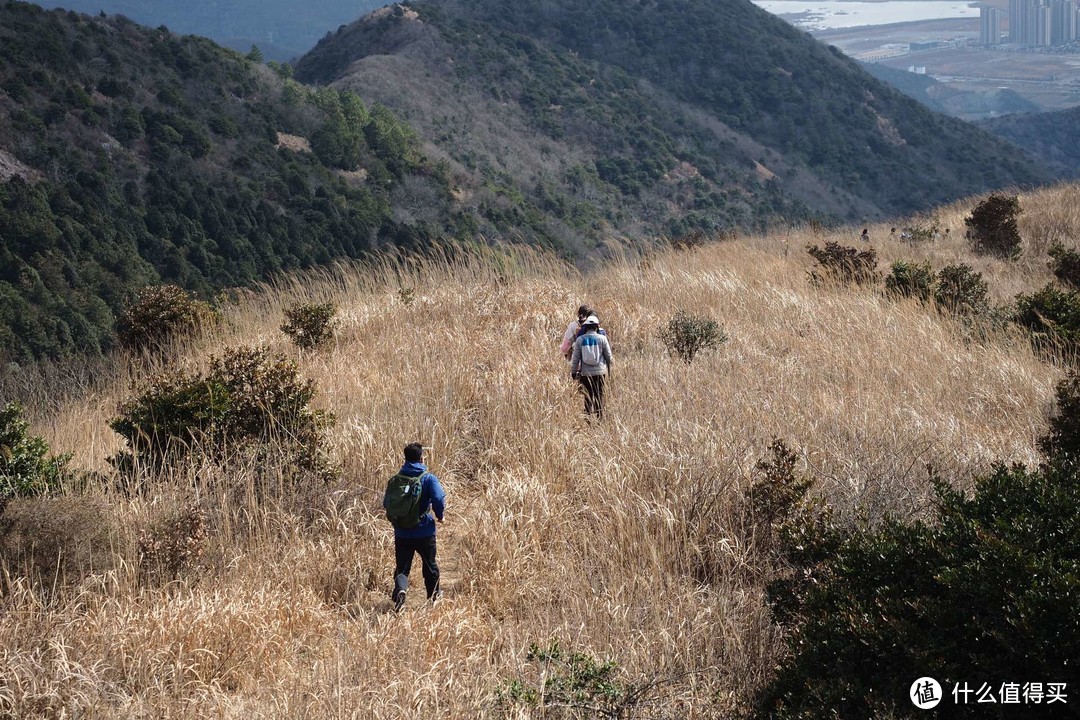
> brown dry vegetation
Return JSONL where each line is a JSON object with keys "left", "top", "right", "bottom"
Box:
{"left": 3, "top": 184, "right": 1078, "bottom": 718}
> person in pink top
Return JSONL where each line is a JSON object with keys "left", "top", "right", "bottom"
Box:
{"left": 560, "top": 304, "right": 592, "bottom": 360}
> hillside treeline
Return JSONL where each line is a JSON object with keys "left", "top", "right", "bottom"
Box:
{"left": 0, "top": 2, "right": 452, "bottom": 365}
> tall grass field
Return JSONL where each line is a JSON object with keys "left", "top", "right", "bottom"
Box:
{"left": 3, "top": 184, "right": 1080, "bottom": 718}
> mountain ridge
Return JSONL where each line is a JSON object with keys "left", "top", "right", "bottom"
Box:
{"left": 295, "top": 0, "right": 1055, "bottom": 237}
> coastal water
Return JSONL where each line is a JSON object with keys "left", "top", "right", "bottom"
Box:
{"left": 752, "top": 0, "right": 980, "bottom": 29}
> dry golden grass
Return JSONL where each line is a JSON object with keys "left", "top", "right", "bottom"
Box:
{"left": 3, "top": 184, "right": 1075, "bottom": 718}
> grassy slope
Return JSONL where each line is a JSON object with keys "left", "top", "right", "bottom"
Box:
{"left": 3, "top": 184, "right": 1079, "bottom": 716}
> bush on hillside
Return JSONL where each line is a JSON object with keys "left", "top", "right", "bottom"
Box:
{"left": 498, "top": 640, "right": 663, "bottom": 718}
{"left": 116, "top": 285, "right": 216, "bottom": 352}
{"left": 1038, "top": 372, "right": 1080, "bottom": 471}
{"left": 884, "top": 260, "right": 934, "bottom": 302}
{"left": 898, "top": 218, "right": 940, "bottom": 245}
{"left": 138, "top": 503, "right": 207, "bottom": 583}
{"left": 884, "top": 262, "right": 987, "bottom": 315}
{"left": 110, "top": 346, "right": 335, "bottom": 483}
{"left": 1, "top": 402, "right": 71, "bottom": 514}
{"left": 806, "top": 242, "right": 880, "bottom": 287}
{"left": 964, "top": 194, "right": 1022, "bottom": 259}
{"left": 1048, "top": 242, "right": 1080, "bottom": 290}
{"left": 757, "top": 377, "right": 1080, "bottom": 719}
{"left": 747, "top": 440, "right": 810, "bottom": 531}
{"left": 1012, "top": 283, "right": 1080, "bottom": 354}
{"left": 933, "top": 264, "right": 988, "bottom": 314}
{"left": 659, "top": 310, "right": 727, "bottom": 364}
{"left": 744, "top": 439, "right": 837, "bottom": 567}
{"left": 0, "top": 493, "right": 116, "bottom": 591}
{"left": 281, "top": 302, "right": 336, "bottom": 350}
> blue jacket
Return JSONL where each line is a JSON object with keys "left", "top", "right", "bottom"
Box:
{"left": 385, "top": 461, "right": 445, "bottom": 539}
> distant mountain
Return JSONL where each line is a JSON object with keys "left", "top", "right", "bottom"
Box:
{"left": 981, "top": 105, "right": 1080, "bottom": 178}
{"left": 0, "top": 1, "right": 1062, "bottom": 366}
{"left": 295, "top": 0, "right": 1054, "bottom": 238}
{"left": 861, "top": 63, "right": 1039, "bottom": 121}
{"left": 0, "top": 1, "right": 463, "bottom": 364}
{"left": 299, "top": 5, "right": 833, "bottom": 247}
{"left": 34, "top": 0, "right": 389, "bottom": 59}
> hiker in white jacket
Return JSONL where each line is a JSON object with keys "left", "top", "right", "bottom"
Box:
{"left": 570, "top": 315, "right": 612, "bottom": 419}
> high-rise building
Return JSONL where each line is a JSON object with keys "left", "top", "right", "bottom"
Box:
{"left": 1007, "top": 0, "right": 1077, "bottom": 44}
{"left": 982, "top": 6, "right": 1004, "bottom": 44}
{"left": 1052, "top": 0, "right": 1077, "bottom": 42}
{"left": 1009, "top": 0, "right": 1022, "bottom": 41}
{"left": 1038, "top": 2, "right": 1053, "bottom": 44}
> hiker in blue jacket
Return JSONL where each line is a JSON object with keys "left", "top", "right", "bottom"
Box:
{"left": 383, "top": 442, "right": 446, "bottom": 611}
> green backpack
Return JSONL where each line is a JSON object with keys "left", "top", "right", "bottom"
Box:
{"left": 384, "top": 471, "right": 428, "bottom": 529}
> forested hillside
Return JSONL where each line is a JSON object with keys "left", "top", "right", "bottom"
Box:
{"left": 297, "top": 0, "right": 1053, "bottom": 225}
{"left": 0, "top": 1, "right": 454, "bottom": 365}
{"left": 297, "top": 5, "right": 829, "bottom": 247}
{"left": 982, "top": 105, "right": 1080, "bottom": 179}
{"left": 0, "top": 0, "right": 1063, "bottom": 368}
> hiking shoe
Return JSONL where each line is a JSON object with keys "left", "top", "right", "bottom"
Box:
{"left": 393, "top": 590, "right": 406, "bottom": 612}
{"left": 430, "top": 590, "right": 443, "bottom": 604}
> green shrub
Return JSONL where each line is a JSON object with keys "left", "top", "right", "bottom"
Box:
{"left": 757, "top": 380, "right": 1080, "bottom": 719}
{"left": 747, "top": 439, "right": 813, "bottom": 531}
{"left": 1048, "top": 242, "right": 1080, "bottom": 290}
{"left": 498, "top": 640, "right": 661, "bottom": 718}
{"left": 281, "top": 302, "right": 336, "bottom": 350}
{"left": 659, "top": 310, "right": 727, "bottom": 363}
{"left": 898, "top": 218, "right": 940, "bottom": 244}
{"left": 110, "top": 346, "right": 335, "bottom": 481}
{"left": 1038, "top": 372, "right": 1080, "bottom": 472}
{"left": 116, "top": 284, "right": 216, "bottom": 352}
{"left": 964, "top": 194, "right": 1022, "bottom": 259}
{"left": 1, "top": 402, "right": 70, "bottom": 513}
{"left": 884, "top": 260, "right": 934, "bottom": 301}
{"left": 933, "top": 263, "right": 988, "bottom": 314}
{"left": 743, "top": 439, "right": 839, "bottom": 575}
{"left": 1012, "top": 283, "right": 1080, "bottom": 353}
{"left": 806, "top": 242, "right": 879, "bottom": 286}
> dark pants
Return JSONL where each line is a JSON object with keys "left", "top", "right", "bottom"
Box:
{"left": 578, "top": 374, "right": 606, "bottom": 419}
{"left": 393, "top": 535, "right": 440, "bottom": 599}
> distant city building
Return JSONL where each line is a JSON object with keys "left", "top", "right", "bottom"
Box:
{"left": 981, "top": 6, "right": 1003, "bottom": 44}
{"left": 907, "top": 65, "right": 928, "bottom": 74}
{"left": 1052, "top": 0, "right": 1078, "bottom": 42}
{"left": 1007, "top": 0, "right": 1079, "bottom": 45}
{"left": 1038, "top": 3, "right": 1052, "bottom": 44}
